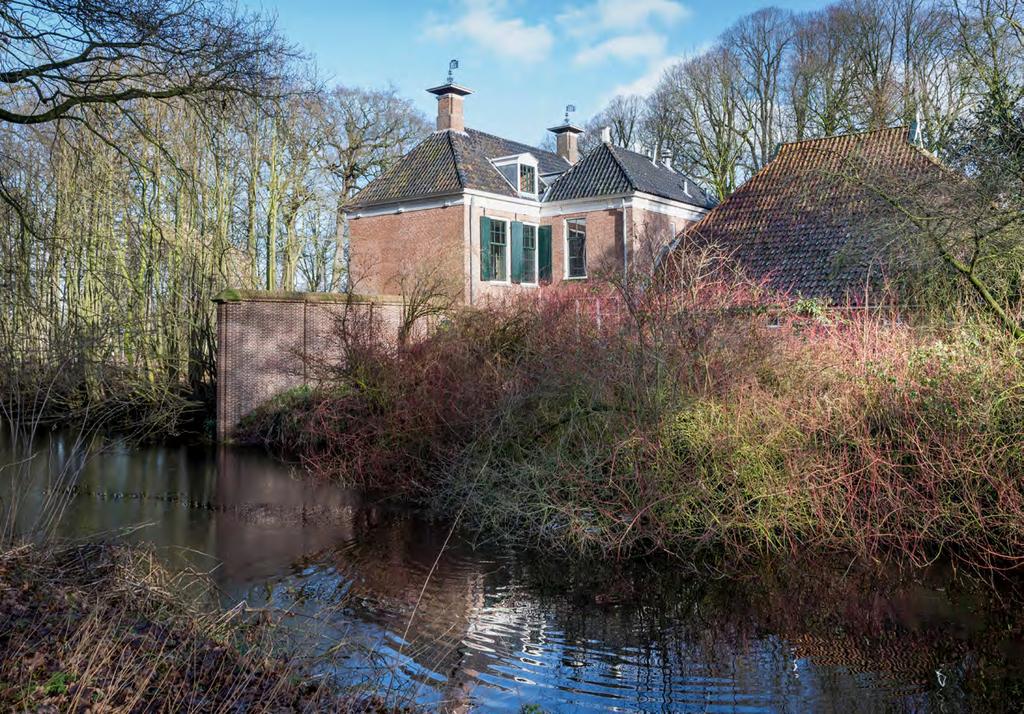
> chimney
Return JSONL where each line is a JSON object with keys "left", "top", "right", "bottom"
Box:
{"left": 660, "top": 147, "right": 673, "bottom": 171}
{"left": 427, "top": 82, "right": 473, "bottom": 132}
{"left": 547, "top": 104, "right": 583, "bottom": 164}
{"left": 600, "top": 126, "right": 612, "bottom": 144}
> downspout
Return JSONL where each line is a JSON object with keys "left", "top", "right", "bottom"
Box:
{"left": 621, "top": 198, "right": 629, "bottom": 288}
{"left": 468, "top": 195, "right": 476, "bottom": 306}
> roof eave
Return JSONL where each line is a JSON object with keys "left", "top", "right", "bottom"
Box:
{"left": 344, "top": 190, "right": 465, "bottom": 213}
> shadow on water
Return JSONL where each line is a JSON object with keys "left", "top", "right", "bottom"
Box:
{"left": 3, "top": 430, "right": 1024, "bottom": 712}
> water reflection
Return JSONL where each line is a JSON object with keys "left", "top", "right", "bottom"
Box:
{"left": 3, "top": 432, "right": 1024, "bottom": 712}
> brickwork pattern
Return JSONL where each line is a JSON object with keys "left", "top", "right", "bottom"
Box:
{"left": 349, "top": 205, "right": 464, "bottom": 296}
{"left": 216, "top": 296, "right": 404, "bottom": 441}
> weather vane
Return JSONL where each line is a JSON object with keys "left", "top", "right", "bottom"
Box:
{"left": 447, "top": 59, "right": 459, "bottom": 84}
{"left": 564, "top": 104, "right": 576, "bottom": 123}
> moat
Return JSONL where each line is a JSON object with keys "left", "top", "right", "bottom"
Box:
{"left": 4, "top": 431, "right": 1023, "bottom": 712}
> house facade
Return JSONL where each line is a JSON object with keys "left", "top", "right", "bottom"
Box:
{"left": 345, "top": 81, "right": 715, "bottom": 303}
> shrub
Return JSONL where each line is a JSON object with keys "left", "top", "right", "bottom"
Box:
{"left": 239, "top": 270, "right": 1024, "bottom": 573}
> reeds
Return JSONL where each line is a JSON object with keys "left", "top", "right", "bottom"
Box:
{"left": 0, "top": 540, "right": 400, "bottom": 712}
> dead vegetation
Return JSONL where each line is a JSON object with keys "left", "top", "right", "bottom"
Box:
{"left": 0, "top": 540, "right": 411, "bottom": 713}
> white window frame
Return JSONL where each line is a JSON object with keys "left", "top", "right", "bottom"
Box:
{"left": 563, "top": 217, "right": 588, "bottom": 280}
{"left": 491, "top": 153, "right": 539, "bottom": 199}
{"left": 485, "top": 217, "right": 512, "bottom": 284}
{"left": 518, "top": 163, "right": 538, "bottom": 197}
{"left": 520, "top": 221, "right": 539, "bottom": 287}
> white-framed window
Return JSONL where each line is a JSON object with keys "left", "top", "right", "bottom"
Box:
{"left": 491, "top": 153, "right": 539, "bottom": 198}
{"left": 489, "top": 218, "right": 508, "bottom": 281}
{"left": 521, "top": 222, "right": 538, "bottom": 285}
{"left": 519, "top": 163, "right": 537, "bottom": 195}
{"left": 565, "top": 218, "right": 587, "bottom": 279}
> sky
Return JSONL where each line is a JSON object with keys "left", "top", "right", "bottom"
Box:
{"left": 241, "top": 0, "right": 824, "bottom": 146}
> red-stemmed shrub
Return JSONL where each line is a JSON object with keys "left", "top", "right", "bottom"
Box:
{"left": 239, "top": 247, "right": 1024, "bottom": 573}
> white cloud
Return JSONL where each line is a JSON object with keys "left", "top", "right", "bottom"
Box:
{"left": 607, "top": 54, "right": 684, "bottom": 97}
{"left": 557, "top": 0, "right": 691, "bottom": 37}
{"left": 574, "top": 33, "right": 667, "bottom": 66}
{"left": 426, "top": 0, "right": 553, "bottom": 63}
{"left": 605, "top": 40, "right": 710, "bottom": 98}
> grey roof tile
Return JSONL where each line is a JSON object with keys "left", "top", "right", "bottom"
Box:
{"left": 349, "top": 128, "right": 713, "bottom": 211}
{"left": 545, "top": 143, "right": 714, "bottom": 208}
{"left": 349, "top": 128, "right": 569, "bottom": 208}
{"left": 348, "top": 131, "right": 462, "bottom": 207}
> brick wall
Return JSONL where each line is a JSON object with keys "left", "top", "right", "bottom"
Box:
{"left": 466, "top": 202, "right": 625, "bottom": 301}
{"left": 214, "top": 292, "right": 406, "bottom": 441}
{"left": 348, "top": 205, "right": 464, "bottom": 297}
{"left": 548, "top": 208, "right": 625, "bottom": 281}
{"left": 631, "top": 207, "right": 687, "bottom": 270}
{"left": 349, "top": 199, "right": 703, "bottom": 306}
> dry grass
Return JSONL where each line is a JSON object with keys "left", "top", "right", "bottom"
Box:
{"left": 0, "top": 540, "right": 411, "bottom": 713}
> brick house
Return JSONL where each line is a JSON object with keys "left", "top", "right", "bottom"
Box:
{"left": 345, "top": 81, "right": 715, "bottom": 303}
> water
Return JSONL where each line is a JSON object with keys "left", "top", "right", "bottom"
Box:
{"left": 3, "top": 431, "right": 1023, "bottom": 712}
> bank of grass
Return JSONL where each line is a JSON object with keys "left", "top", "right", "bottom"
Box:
{"left": 239, "top": 274, "right": 1024, "bottom": 574}
{"left": 0, "top": 540, "right": 407, "bottom": 712}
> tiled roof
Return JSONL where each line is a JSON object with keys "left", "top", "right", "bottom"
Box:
{"left": 349, "top": 128, "right": 570, "bottom": 208}
{"left": 349, "top": 129, "right": 716, "bottom": 210}
{"left": 349, "top": 131, "right": 462, "bottom": 207}
{"left": 680, "top": 127, "right": 942, "bottom": 303}
{"left": 461, "top": 129, "right": 569, "bottom": 176}
{"left": 545, "top": 143, "right": 715, "bottom": 208}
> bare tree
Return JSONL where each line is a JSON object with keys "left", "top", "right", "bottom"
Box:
{"left": 580, "top": 95, "right": 646, "bottom": 154}
{"left": 725, "top": 7, "right": 796, "bottom": 170}
{"left": 655, "top": 48, "right": 748, "bottom": 200}
{"left": 0, "top": 0, "right": 295, "bottom": 225}
{"left": 842, "top": 0, "right": 904, "bottom": 128}
{"left": 0, "top": 0, "right": 290, "bottom": 125}
{"left": 789, "top": 7, "right": 858, "bottom": 138}
{"left": 322, "top": 86, "right": 429, "bottom": 289}
{"left": 397, "top": 262, "right": 460, "bottom": 346}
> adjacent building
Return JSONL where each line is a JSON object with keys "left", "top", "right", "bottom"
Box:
{"left": 344, "top": 81, "right": 715, "bottom": 302}
{"left": 674, "top": 126, "right": 941, "bottom": 303}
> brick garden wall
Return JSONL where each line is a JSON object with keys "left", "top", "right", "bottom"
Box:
{"left": 214, "top": 291, "right": 405, "bottom": 441}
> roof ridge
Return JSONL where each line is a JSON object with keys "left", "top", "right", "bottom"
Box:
{"left": 685, "top": 153, "right": 777, "bottom": 236}
{"left": 444, "top": 130, "right": 468, "bottom": 190}
{"left": 605, "top": 143, "right": 639, "bottom": 191}
{"left": 464, "top": 127, "right": 565, "bottom": 163}
{"left": 613, "top": 142, "right": 712, "bottom": 205}
{"left": 778, "top": 126, "right": 909, "bottom": 151}
{"left": 687, "top": 125, "right": 933, "bottom": 237}
{"left": 543, "top": 145, "right": 596, "bottom": 192}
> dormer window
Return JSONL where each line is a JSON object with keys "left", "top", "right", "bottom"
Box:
{"left": 492, "top": 153, "right": 540, "bottom": 198}
{"left": 519, "top": 163, "right": 537, "bottom": 194}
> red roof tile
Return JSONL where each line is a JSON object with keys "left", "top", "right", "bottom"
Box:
{"left": 680, "top": 127, "right": 943, "bottom": 302}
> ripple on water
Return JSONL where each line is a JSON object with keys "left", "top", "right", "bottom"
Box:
{"left": 4, "top": 433, "right": 1023, "bottom": 712}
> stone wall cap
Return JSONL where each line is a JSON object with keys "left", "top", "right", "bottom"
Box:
{"left": 212, "top": 289, "right": 404, "bottom": 305}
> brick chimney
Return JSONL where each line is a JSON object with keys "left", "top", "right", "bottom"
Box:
{"left": 547, "top": 121, "right": 584, "bottom": 164}
{"left": 427, "top": 82, "right": 473, "bottom": 132}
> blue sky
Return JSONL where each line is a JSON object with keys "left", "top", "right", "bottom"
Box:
{"left": 243, "top": 0, "right": 823, "bottom": 146}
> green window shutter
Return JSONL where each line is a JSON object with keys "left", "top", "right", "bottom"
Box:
{"left": 480, "top": 216, "right": 491, "bottom": 281}
{"left": 510, "top": 221, "right": 524, "bottom": 284}
{"left": 538, "top": 225, "right": 552, "bottom": 284}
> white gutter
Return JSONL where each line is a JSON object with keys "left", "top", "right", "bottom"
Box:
{"left": 468, "top": 194, "right": 476, "bottom": 306}
{"left": 621, "top": 198, "right": 629, "bottom": 288}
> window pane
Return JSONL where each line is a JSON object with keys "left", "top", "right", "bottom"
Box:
{"left": 490, "top": 220, "right": 507, "bottom": 281}
{"left": 567, "top": 219, "right": 586, "bottom": 278}
{"left": 522, "top": 225, "right": 536, "bottom": 283}
{"left": 519, "top": 164, "right": 536, "bottom": 193}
